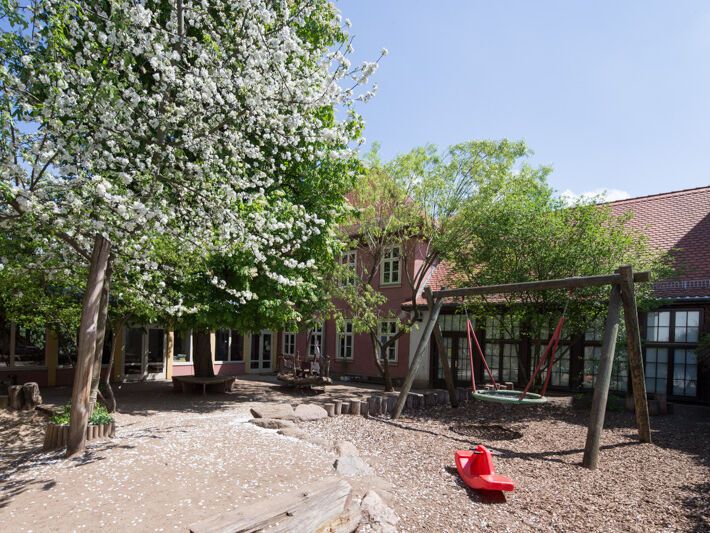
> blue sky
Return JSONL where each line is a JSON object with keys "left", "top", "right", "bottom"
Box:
{"left": 338, "top": 1, "right": 710, "bottom": 200}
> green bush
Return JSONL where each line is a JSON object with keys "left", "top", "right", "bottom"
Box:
{"left": 50, "top": 401, "right": 114, "bottom": 425}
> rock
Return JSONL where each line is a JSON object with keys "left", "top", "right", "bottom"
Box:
{"left": 334, "top": 455, "right": 372, "bottom": 477}
{"left": 294, "top": 403, "right": 328, "bottom": 421}
{"left": 248, "top": 418, "right": 296, "bottom": 429}
{"left": 304, "top": 435, "right": 331, "bottom": 449}
{"left": 335, "top": 440, "right": 359, "bottom": 457}
{"left": 277, "top": 427, "right": 308, "bottom": 439}
{"left": 357, "top": 490, "right": 399, "bottom": 533}
{"left": 348, "top": 475, "right": 396, "bottom": 507}
{"left": 250, "top": 403, "right": 295, "bottom": 420}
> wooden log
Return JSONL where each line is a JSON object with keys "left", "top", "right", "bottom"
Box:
{"left": 583, "top": 284, "right": 622, "bottom": 470}
{"left": 189, "top": 479, "right": 352, "bottom": 533}
{"left": 333, "top": 400, "right": 342, "bottom": 415}
{"left": 8, "top": 385, "right": 23, "bottom": 410}
{"left": 340, "top": 401, "right": 350, "bottom": 415}
{"left": 109, "top": 422, "right": 116, "bottom": 438}
{"left": 618, "top": 264, "right": 652, "bottom": 444}
{"left": 22, "top": 382, "right": 42, "bottom": 410}
{"left": 425, "top": 288, "right": 459, "bottom": 408}
{"left": 43, "top": 424, "right": 54, "bottom": 450}
{"left": 433, "top": 271, "right": 651, "bottom": 299}
{"left": 393, "top": 295, "right": 445, "bottom": 419}
{"left": 349, "top": 400, "right": 361, "bottom": 416}
{"left": 324, "top": 403, "right": 335, "bottom": 417}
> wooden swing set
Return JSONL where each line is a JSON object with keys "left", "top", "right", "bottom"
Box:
{"left": 392, "top": 264, "right": 652, "bottom": 470}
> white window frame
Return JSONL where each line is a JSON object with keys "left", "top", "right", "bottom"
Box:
{"left": 340, "top": 250, "right": 357, "bottom": 287}
{"left": 380, "top": 246, "right": 401, "bottom": 286}
{"left": 336, "top": 320, "right": 354, "bottom": 360}
{"left": 378, "top": 319, "right": 398, "bottom": 362}
{"left": 309, "top": 323, "right": 324, "bottom": 356}
{"left": 283, "top": 330, "right": 296, "bottom": 356}
{"left": 0, "top": 323, "right": 47, "bottom": 369}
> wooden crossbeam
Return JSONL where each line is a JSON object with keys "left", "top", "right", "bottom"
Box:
{"left": 432, "top": 271, "right": 650, "bottom": 299}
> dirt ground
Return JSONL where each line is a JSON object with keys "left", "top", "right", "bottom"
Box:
{"left": 1, "top": 378, "right": 709, "bottom": 532}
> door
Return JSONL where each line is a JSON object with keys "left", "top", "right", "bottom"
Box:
{"left": 123, "top": 326, "right": 166, "bottom": 380}
{"left": 430, "top": 333, "right": 474, "bottom": 388}
{"left": 249, "top": 331, "right": 273, "bottom": 372}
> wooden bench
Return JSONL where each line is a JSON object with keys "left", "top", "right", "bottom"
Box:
{"left": 172, "top": 375, "right": 236, "bottom": 396}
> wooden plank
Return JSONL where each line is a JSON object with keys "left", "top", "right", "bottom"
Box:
{"left": 432, "top": 271, "right": 650, "bottom": 299}
{"left": 392, "top": 296, "right": 445, "bottom": 419}
{"left": 617, "top": 264, "right": 652, "bottom": 444}
{"left": 189, "top": 478, "right": 351, "bottom": 533}
{"left": 582, "top": 284, "right": 622, "bottom": 469}
{"left": 425, "top": 287, "right": 459, "bottom": 408}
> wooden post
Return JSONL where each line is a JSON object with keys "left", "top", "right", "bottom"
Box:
{"left": 165, "top": 330, "right": 174, "bottom": 380}
{"left": 67, "top": 234, "right": 111, "bottom": 458}
{"left": 424, "top": 288, "right": 458, "bottom": 408}
{"left": 392, "top": 294, "right": 444, "bottom": 419}
{"left": 582, "top": 284, "right": 622, "bottom": 469}
{"left": 617, "top": 264, "right": 652, "bottom": 444}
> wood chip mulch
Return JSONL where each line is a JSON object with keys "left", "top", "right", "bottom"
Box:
{"left": 302, "top": 398, "right": 710, "bottom": 532}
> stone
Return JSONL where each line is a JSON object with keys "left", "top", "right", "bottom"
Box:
{"left": 304, "top": 435, "right": 331, "bottom": 449}
{"left": 357, "top": 490, "right": 399, "bottom": 533}
{"left": 294, "top": 403, "right": 328, "bottom": 421}
{"left": 249, "top": 418, "right": 296, "bottom": 430}
{"left": 250, "top": 403, "right": 296, "bottom": 420}
{"left": 277, "top": 427, "right": 308, "bottom": 439}
{"left": 348, "top": 475, "right": 396, "bottom": 508}
{"left": 334, "top": 455, "right": 372, "bottom": 477}
{"left": 335, "top": 440, "right": 359, "bottom": 457}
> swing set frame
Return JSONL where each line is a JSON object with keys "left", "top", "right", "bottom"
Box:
{"left": 392, "top": 264, "right": 652, "bottom": 470}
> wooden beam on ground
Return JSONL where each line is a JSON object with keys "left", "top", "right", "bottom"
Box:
{"left": 432, "top": 271, "right": 650, "bottom": 299}
{"left": 392, "top": 295, "right": 445, "bottom": 419}
{"left": 189, "top": 478, "right": 352, "bottom": 533}
{"left": 582, "top": 284, "right": 622, "bottom": 469}
{"left": 617, "top": 264, "right": 652, "bottom": 444}
{"left": 425, "top": 287, "right": 458, "bottom": 408}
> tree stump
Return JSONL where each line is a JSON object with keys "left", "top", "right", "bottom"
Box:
{"left": 8, "top": 385, "right": 23, "bottom": 410}
{"left": 349, "top": 400, "right": 361, "bottom": 416}
{"left": 21, "top": 382, "right": 42, "bottom": 410}
{"left": 324, "top": 403, "right": 335, "bottom": 417}
{"left": 340, "top": 401, "right": 350, "bottom": 414}
{"left": 333, "top": 400, "right": 343, "bottom": 415}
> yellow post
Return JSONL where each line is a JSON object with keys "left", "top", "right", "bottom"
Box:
{"left": 46, "top": 331, "right": 59, "bottom": 386}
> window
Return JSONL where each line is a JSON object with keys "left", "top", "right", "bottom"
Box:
{"left": 336, "top": 320, "right": 353, "bottom": 360}
{"left": 0, "top": 322, "right": 46, "bottom": 367}
{"left": 283, "top": 330, "right": 296, "bottom": 356}
{"left": 645, "top": 347, "right": 668, "bottom": 394}
{"left": 379, "top": 319, "right": 398, "bottom": 361}
{"left": 531, "top": 318, "right": 571, "bottom": 388}
{"left": 437, "top": 314, "right": 469, "bottom": 332}
{"left": 672, "top": 349, "right": 697, "bottom": 397}
{"left": 215, "top": 329, "right": 244, "bottom": 362}
{"left": 582, "top": 325, "right": 628, "bottom": 392}
{"left": 380, "top": 246, "right": 401, "bottom": 285}
{"left": 309, "top": 323, "right": 324, "bottom": 356}
{"left": 644, "top": 309, "right": 702, "bottom": 398}
{"left": 340, "top": 251, "right": 357, "bottom": 286}
{"left": 173, "top": 331, "right": 192, "bottom": 362}
{"left": 484, "top": 316, "right": 519, "bottom": 383}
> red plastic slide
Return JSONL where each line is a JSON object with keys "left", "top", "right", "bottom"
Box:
{"left": 455, "top": 445, "right": 515, "bottom": 492}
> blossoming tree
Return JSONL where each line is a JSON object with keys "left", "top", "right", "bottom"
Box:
{"left": 0, "top": 0, "right": 380, "bottom": 456}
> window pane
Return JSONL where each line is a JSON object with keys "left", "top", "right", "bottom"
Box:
{"left": 687, "top": 311, "right": 700, "bottom": 327}
{"left": 231, "top": 332, "right": 243, "bottom": 361}
{"left": 173, "top": 331, "right": 191, "bottom": 362}
{"left": 215, "top": 330, "right": 230, "bottom": 361}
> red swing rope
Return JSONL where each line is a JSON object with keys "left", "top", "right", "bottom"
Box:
{"left": 519, "top": 289, "right": 574, "bottom": 400}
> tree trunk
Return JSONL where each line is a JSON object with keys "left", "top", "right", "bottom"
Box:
{"left": 67, "top": 234, "right": 111, "bottom": 458}
{"left": 192, "top": 331, "right": 214, "bottom": 377}
{"left": 102, "top": 319, "right": 124, "bottom": 413}
{"left": 382, "top": 353, "right": 394, "bottom": 392}
{"left": 89, "top": 261, "right": 112, "bottom": 415}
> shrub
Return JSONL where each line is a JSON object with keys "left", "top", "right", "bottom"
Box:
{"left": 50, "top": 401, "right": 114, "bottom": 425}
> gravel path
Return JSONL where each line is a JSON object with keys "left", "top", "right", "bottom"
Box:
{"left": 302, "top": 399, "right": 710, "bottom": 533}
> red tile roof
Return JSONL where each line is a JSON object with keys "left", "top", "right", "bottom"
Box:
{"left": 421, "top": 186, "right": 710, "bottom": 301}
{"left": 607, "top": 186, "right": 710, "bottom": 298}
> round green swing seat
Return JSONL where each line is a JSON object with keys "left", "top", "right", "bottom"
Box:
{"left": 471, "top": 389, "right": 547, "bottom": 405}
